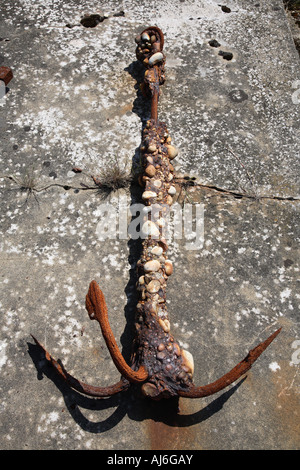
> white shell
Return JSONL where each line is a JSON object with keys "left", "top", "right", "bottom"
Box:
{"left": 165, "top": 259, "right": 173, "bottom": 276}
{"left": 141, "top": 32, "right": 150, "bottom": 42}
{"left": 166, "top": 144, "right": 178, "bottom": 160}
{"left": 181, "top": 349, "right": 194, "bottom": 375}
{"left": 147, "top": 144, "right": 156, "bottom": 153}
{"left": 168, "top": 186, "right": 176, "bottom": 195}
{"left": 146, "top": 280, "right": 161, "bottom": 293}
{"left": 142, "top": 190, "right": 157, "bottom": 200}
{"left": 141, "top": 220, "right": 160, "bottom": 237}
{"left": 151, "top": 246, "right": 163, "bottom": 256}
{"left": 148, "top": 52, "right": 164, "bottom": 66}
{"left": 159, "top": 318, "right": 170, "bottom": 333}
{"left": 153, "top": 179, "right": 162, "bottom": 188}
{"left": 145, "top": 164, "right": 156, "bottom": 176}
{"left": 144, "top": 259, "right": 161, "bottom": 272}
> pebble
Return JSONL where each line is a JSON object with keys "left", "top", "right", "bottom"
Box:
{"left": 153, "top": 179, "right": 162, "bottom": 188}
{"left": 181, "top": 349, "right": 194, "bottom": 375}
{"left": 144, "top": 259, "right": 161, "bottom": 272}
{"left": 142, "top": 220, "right": 160, "bottom": 237}
{"left": 166, "top": 195, "right": 173, "bottom": 205}
{"left": 173, "top": 343, "right": 181, "bottom": 356}
{"left": 166, "top": 144, "right": 178, "bottom": 160}
{"left": 142, "top": 190, "right": 157, "bottom": 200}
{"left": 151, "top": 246, "right": 163, "bottom": 256}
{"left": 168, "top": 186, "right": 176, "bottom": 195}
{"left": 141, "top": 32, "right": 150, "bottom": 42}
{"left": 157, "top": 351, "right": 166, "bottom": 360}
{"left": 147, "top": 144, "right": 156, "bottom": 153}
{"left": 145, "top": 165, "right": 156, "bottom": 177}
{"left": 148, "top": 52, "right": 164, "bottom": 66}
{"left": 165, "top": 260, "right": 173, "bottom": 276}
{"left": 159, "top": 318, "right": 170, "bottom": 333}
{"left": 147, "top": 280, "right": 161, "bottom": 293}
{"left": 148, "top": 301, "right": 158, "bottom": 314}
{"left": 141, "top": 382, "right": 160, "bottom": 398}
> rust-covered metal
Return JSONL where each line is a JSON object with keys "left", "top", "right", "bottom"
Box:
{"left": 32, "top": 26, "right": 281, "bottom": 402}
{"left": 0, "top": 66, "right": 13, "bottom": 86}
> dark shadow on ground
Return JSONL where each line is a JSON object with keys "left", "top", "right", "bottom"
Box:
{"left": 28, "top": 334, "right": 246, "bottom": 433}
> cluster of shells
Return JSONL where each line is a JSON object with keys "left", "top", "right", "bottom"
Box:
{"left": 135, "top": 28, "right": 166, "bottom": 96}
{"left": 133, "top": 117, "right": 195, "bottom": 397}
{"left": 132, "top": 27, "right": 195, "bottom": 398}
{"left": 135, "top": 29, "right": 165, "bottom": 66}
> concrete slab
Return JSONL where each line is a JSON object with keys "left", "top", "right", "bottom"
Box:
{"left": 0, "top": 0, "right": 299, "bottom": 450}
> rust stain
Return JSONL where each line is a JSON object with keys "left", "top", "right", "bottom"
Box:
{"left": 149, "top": 420, "right": 190, "bottom": 451}
{"left": 119, "top": 103, "right": 133, "bottom": 116}
{"left": 105, "top": 103, "right": 133, "bottom": 121}
{"left": 91, "top": 346, "right": 104, "bottom": 359}
{"left": 272, "top": 362, "right": 300, "bottom": 449}
{"left": 148, "top": 399, "right": 202, "bottom": 450}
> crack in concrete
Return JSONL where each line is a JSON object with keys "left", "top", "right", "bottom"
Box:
{"left": 188, "top": 181, "right": 300, "bottom": 202}
{"left": 1, "top": 173, "right": 299, "bottom": 203}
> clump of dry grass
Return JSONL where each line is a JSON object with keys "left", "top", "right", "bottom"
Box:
{"left": 92, "top": 158, "right": 132, "bottom": 195}
{"left": 0, "top": 166, "right": 41, "bottom": 204}
{"left": 19, "top": 168, "right": 38, "bottom": 192}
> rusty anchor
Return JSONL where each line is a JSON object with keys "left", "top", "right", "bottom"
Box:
{"left": 32, "top": 27, "right": 281, "bottom": 402}
{"left": 0, "top": 66, "right": 13, "bottom": 98}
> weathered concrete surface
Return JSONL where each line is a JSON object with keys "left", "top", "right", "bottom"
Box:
{"left": 0, "top": 0, "right": 299, "bottom": 450}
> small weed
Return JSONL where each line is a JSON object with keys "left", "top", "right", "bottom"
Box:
{"left": 91, "top": 157, "right": 132, "bottom": 195}
{"left": 1, "top": 166, "right": 41, "bottom": 205}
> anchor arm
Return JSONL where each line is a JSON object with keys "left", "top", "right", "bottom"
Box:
{"left": 178, "top": 327, "right": 281, "bottom": 398}
{"left": 31, "top": 334, "right": 130, "bottom": 397}
{"left": 86, "top": 280, "right": 148, "bottom": 384}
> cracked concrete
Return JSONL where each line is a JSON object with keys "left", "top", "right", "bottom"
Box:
{"left": 0, "top": 0, "right": 299, "bottom": 450}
